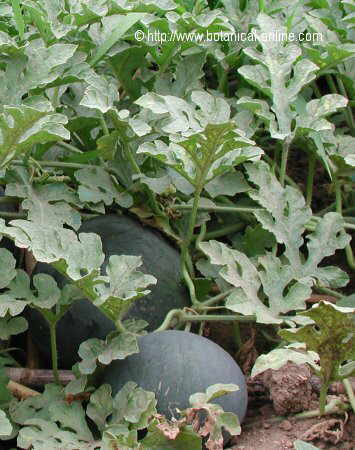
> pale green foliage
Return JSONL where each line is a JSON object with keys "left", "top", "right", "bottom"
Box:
{"left": 0, "top": 409, "right": 12, "bottom": 436}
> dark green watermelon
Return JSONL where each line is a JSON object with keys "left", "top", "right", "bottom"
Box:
{"left": 27, "top": 215, "right": 189, "bottom": 368}
{"left": 100, "top": 330, "right": 248, "bottom": 422}
{"left": 0, "top": 186, "right": 20, "bottom": 261}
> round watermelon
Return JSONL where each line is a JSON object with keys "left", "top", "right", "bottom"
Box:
{"left": 100, "top": 330, "right": 248, "bottom": 423}
{"left": 27, "top": 215, "right": 189, "bottom": 368}
{"left": 0, "top": 186, "right": 20, "bottom": 260}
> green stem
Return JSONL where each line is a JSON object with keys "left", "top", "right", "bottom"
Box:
{"left": 180, "top": 186, "right": 203, "bottom": 305}
{"left": 182, "top": 262, "right": 199, "bottom": 305}
{"left": 12, "top": 160, "right": 116, "bottom": 174}
{"left": 48, "top": 321, "right": 60, "bottom": 384}
{"left": 100, "top": 113, "right": 109, "bottom": 136}
{"left": 174, "top": 204, "right": 261, "bottom": 214}
{"left": 312, "top": 81, "right": 322, "bottom": 98}
{"left": 58, "top": 141, "right": 83, "bottom": 154}
{"left": 195, "top": 222, "right": 206, "bottom": 249}
{"left": 343, "top": 378, "right": 355, "bottom": 413}
{"left": 325, "top": 74, "right": 338, "bottom": 94}
{"left": 335, "top": 76, "right": 355, "bottom": 133}
{"left": 306, "top": 152, "right": 316, "bottom": 206}
{"left": 263, "top": 154, "right": 300, "bottom": 190}
{"left": 314, "top": 285, "right": 343, "bottom": 299}
{"left": 0, "top": 211, "right": 26, "bottom": 219}
{"left": 200, "top": 288, "right": 235, "bottom": 308}
{"left": 280, "top": 140, "right": 290, "bottom": 187}
{"left": 319, "top": 383, "right": 328, "bottom": 415}
{"left": 154, "top": 309, "right": 255, "bottom": 332}
{"left": 316, "top": 201, "right": 336, "bottom": 215}
{"left": 194, "top": 222, "right": 245, "bottom": 241}
{"left": 155, "top": 309, "right": 184, "bottom": 332}
{"left": 334, "top": 175, "right": 355, "bottom": 270}
{"left": 233, "top": 323, "right": 242, "bottom": 349}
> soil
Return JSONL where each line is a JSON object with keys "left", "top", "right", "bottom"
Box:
{"left": 205, "top": 321, "right": 355, "bottom": 450}
{"left": 230, "top": 410, "right": 355, "bottom": 450}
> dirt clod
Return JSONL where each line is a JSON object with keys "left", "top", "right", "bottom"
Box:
{"left": 261, "top": 362, "right": 313, "bottom": 415}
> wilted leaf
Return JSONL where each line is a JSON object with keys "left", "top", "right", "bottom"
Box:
{"left": 280, "top": 302, "right": 355, "bottom": 398}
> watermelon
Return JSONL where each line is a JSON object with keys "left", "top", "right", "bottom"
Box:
{"left": 100, "top": 330, "right": 248, "bottom": 422}
{"left": 27, "top": 214, "right": 189, "bottom": 368}
{"left": 0, "top": 186, "right": 20, "bottom": 261}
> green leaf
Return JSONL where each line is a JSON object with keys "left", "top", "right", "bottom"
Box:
{"left": 0, "top": 249, "right": 17, "bottom": 289}
{"left": 200, "top": 240, "right": 308, "bottom": 324}
{"left": 0, "top": 41, "right": 77, "bottom": 105}
{"left": 17, "top": 418, "right": 94, "bottom": 450}
{"left": 190, "top": 383, "right": 239, "bottom": 406}
{"left": 204, "top": 171, "right": 250, "bottom": 197}
{"left": 238, "top": 13, "right": 318, "bottom": 140}
{"left": 280, "top": 302, "right": 355, "bottom": 390}
{"left": 49, "top": 400, "right": 93, "bottom": 441}
{"left": 79, "top": 73, "right": 119, "bottom": 113}
{"left": 78, "top": 332, "right": 139, "bottom": 374}
{"left": 0, "top": 316, "right": 28, "bottom": 340}
{"left": 251, "top": 344, "right": 320, "bottom": 378}
{"left": 0, "top": 270, "right": 61, "bottom": 316}
{"left": 0, "top": 409, "right": 12, "bottom": 436}
{"left": 296, "top": 94, "right": 348, "bottom": 134}
{"left": 75, "top": 167, "right": 133, "bottom": 207}
{"left": 93, "top": 255, "right": 157, "bottom": 320}
{"left": 138, "top": 122, "right": 262, "bottom": 187}
{"left": 111, "top": 381, "right": 157, "bottom": 430}
{"left": 245, "top": 161, "right": 350, "bottom": 287}
{"left": 246, "top": 161, "right": 311, "bottom": 272}
{"left": 11, "top": 0, "right": 25, "bottom": 40}
{"left": 89, "top": 13, "right": 147, "bottom": 66}
{"left": 0, "top": 104, "right": 70, "bottom": 167}
{"left": 86, "top": 384, "right": 113, "bottom": 432}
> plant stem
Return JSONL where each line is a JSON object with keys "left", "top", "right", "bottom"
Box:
{"left": 48, "top": 321, "right": 60, "bottom": 385}
{"left": 181, "top": 262, "right": 199, "bottom": 305}
{"left": 155, "top": 309, "right": 255, "bottom": 331}
{"left": 319, "top": 383, "right": 328, "bottom": 415}
{"left": 263, "top": 153, "right": 300, "bottom": 190}
{"left": 335, "top": 76, "right": 355, "bottom": 133}
{"left": 12, "top": 159, "right": 116, "bottom": 174}
{"left": 306, "top": 152, "right": 316, "bottom": 206}
{"left": 58, "top": 141, "right": 83, "bottom": 154}
{"left": 196, "top": 222, "right": 245, "bottom": 241}
{"left": 180, "top": 185, "right": 203, "bottom": 305}
{"left": 312, "top": 81, "right": 322, "bottom": 98}
{"left": 325, "top": 74, "right": 338, "bottom": 94}
{"left": 334, "top": 175, "right": 355, "bottom": 270}
{"left": 343, "top": 378, "right": 355, "bottom": 413}
{"left": 314, "top": 285, "right": 343, "bottom": 299}
{"left": 199, "top": 288, "right": 236, "bottom": 308}
{"left": 233, "top": 323, "right": 242, "bottom": 348}
{"left": 100, "top": 113, "right": 109, "bottom": 136}
{"left": 280, "top": 140, "right": 290, "bottom": 187}
{"left": 174, "top": 204, "right": 261, "bottom": 214}
{"left": 0, "top": 211, "right": 26, "bottom": 219}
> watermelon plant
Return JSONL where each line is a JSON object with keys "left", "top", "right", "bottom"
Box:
{"left": 0, "top": 0, "right": 354, "bottom": 448}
